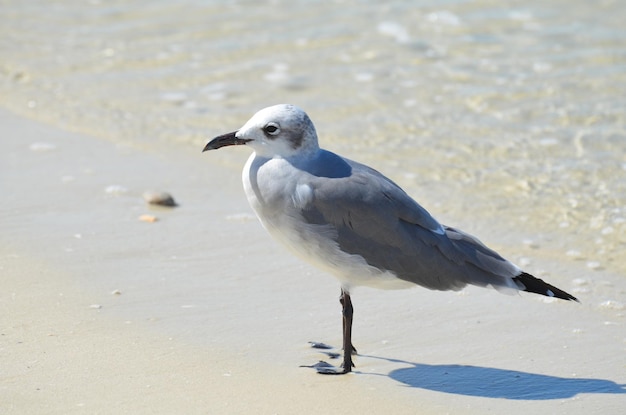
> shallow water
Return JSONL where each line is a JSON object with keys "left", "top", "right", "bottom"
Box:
{"left": 1, "top": 0, "right": 625, "bottom": 276}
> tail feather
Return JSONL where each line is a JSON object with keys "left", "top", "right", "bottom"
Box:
{"left": 513, "top": 272, "right": 579, "bottom": 302}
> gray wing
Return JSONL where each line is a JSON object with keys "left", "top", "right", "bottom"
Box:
{"left": 302, "top": 159, "right": 520, "bottom": 291}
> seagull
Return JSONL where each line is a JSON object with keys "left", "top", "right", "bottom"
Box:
{"left": 203, "top": 104, "right": 578, "bottom": 375}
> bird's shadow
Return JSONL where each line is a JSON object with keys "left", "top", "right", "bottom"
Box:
{"left": 361, "top": 356, "right": 626, "bottom": 400}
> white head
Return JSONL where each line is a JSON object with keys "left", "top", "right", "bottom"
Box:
{"left": 203, "top": 104, "right": 319, "bottom": 158}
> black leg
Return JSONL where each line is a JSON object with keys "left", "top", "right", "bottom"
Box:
{"left": 340, "top": 289, "right": 355, "bottom": 373}
{"left": 314, "top": 289, "right": 357, "bottom": 375}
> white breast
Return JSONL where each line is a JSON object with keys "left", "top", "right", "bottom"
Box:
{"left": 242, "top": 153, "right": 413, "bottom": 291}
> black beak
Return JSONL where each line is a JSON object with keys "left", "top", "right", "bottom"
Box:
{"left": 202, "top": 131, "right": 250, "bottom": 152}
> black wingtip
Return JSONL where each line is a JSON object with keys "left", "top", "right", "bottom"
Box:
{"left": 513, "top": 272, "right": 579, "bottom": 303}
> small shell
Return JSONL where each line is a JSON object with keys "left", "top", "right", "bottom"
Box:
{"left": 29, "top": 142, "right": 56, "bottom": 152}
{"left": 143, "top": 191, "right": 177, "bottom": 207}
{"left": 105, "top": 185, "right": 129, "bottom": 195}
{"left": 139, "top": 214, "right": 158, "bottom": 223}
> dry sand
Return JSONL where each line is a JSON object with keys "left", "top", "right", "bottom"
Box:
{"left": 1, "top": 109, "right": 624, "bottom": 414}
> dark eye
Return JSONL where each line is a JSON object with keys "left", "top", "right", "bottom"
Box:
{"left": 263, "top": 123, "right": 280, "bottom": 136}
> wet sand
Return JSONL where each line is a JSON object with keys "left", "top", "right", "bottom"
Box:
{"left": 1, "top": 110, "right": 624, "bottom": 414}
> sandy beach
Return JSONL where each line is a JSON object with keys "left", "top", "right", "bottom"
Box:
{"left": 2, "top": 0, "right": 625, "bottom": 412}
{"left": 2, "top": 109, "right": 624, "bottom": 414}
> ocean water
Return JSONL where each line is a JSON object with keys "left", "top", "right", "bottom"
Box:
{"left": 1, "top": 0, "right": 625, "bottom": 276}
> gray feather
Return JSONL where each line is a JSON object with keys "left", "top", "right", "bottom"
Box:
{"left": 300, "top": 154, "right": 519, "bottom": 291}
